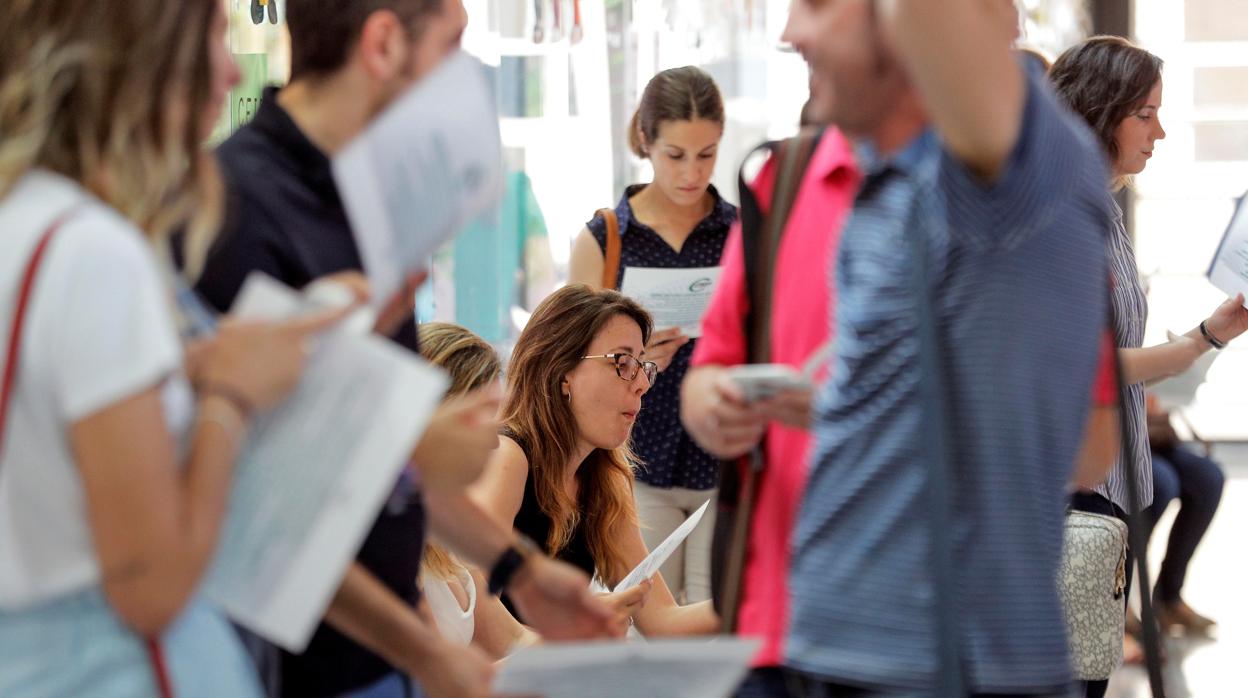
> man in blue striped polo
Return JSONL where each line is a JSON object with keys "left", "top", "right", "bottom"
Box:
{"left": 781, "top": 1, "right": 1109, "bottom": 695}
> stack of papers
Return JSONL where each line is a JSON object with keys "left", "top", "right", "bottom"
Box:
{"left": 205, "top": 274, "right": 448, "bottom": 651}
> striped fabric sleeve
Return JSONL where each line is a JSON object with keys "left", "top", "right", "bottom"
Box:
{"left": 938, "top": 70, "right": 1108, "bottom": 251}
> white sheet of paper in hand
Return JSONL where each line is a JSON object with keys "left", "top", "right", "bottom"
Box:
{"left": 494, "top": 637, "right": 759, "bottom": 698}
{"left": 1207, "top": 193, "right": 1248, "bottom": 307}
{"left": 620, "top": 267, "right": 723, "bottom": 337}
{"left": 614, "top": 499, "right": 710, "bottom": 592}
{"left": 204, "top": 273, "right": 449, "bottom": 651}
{"left": 332, "top": 50, "right": 504, "bottom": 304}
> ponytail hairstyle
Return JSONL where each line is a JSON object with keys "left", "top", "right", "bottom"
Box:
{"left": 628, "top": 66, "right": 725, "bottom": 159}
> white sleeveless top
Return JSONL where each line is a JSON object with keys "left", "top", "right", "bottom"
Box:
{"left": 420, "top": 566, "right": 476, "bottom": 646}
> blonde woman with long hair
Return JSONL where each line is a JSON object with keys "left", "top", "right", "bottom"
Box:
{"left": 417, "top": 323, "right": 537, "bottom": 658}
{"left": 0, "top": 1, "right": 347, "bottom": 694}
{"left": 471, "top": 285, "right": 719, "bottom": 636}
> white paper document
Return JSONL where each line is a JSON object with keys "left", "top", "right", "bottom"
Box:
{"left": 620, "top": 266, "right": 723, "bottom": 337}
{"left": 1207, "top": 193, "right": 1248, "bottom": 305}
{"left": 333, "top": 50, "right": 504, "bottom": 303}
{"left": 204, "top": 274, "right": 448, "bottom": 651}
{"left": 614, "top": 500, "right": 710, "bottom": 592}
{"left": 494, "top": 638, "right": 759, "bottom": 698}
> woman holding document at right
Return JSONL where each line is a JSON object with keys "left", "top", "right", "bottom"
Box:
{"left": 0, "top": 0, "right": 350, "bottom": 695}
{"left": 568, "top": 66, "right": 736, "bottom": 606}
{"left": 1050, "top": 36, "right": 1248, "bottom": 695}
{"left": 470, "top": 285, "right": 720, "bottom": 637}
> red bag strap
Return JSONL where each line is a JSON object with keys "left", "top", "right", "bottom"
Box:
{"left": 0, "top": 210, "right": 77, "bottom": 456}
{"left": 147, "top": 639, "right": 174, "bottom": 698}
{"left": 0, "top": 208, "right": 174, "bottom": 698}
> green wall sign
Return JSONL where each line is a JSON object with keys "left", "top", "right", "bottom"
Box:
{"left": 230, "top": 53, "right": 270, "bottom": 130}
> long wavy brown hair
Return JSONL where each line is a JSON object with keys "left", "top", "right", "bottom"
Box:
{"left": 501, "top": 284, "right": 652, "bottom": 586}
{"left": 0, "top": 0, "right": 223, "bottom": 269}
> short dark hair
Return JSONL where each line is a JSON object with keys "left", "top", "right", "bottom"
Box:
{"left": 286, "top": 0, "right": 443, "bottom": 81}
{"left": 1049, "top": 36, "right": 1163, "bottom": 165}
{"left": 628, "top": 66, "right": 725, "bottom": 159}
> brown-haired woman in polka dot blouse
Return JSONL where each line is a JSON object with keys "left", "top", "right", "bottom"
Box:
{"left": 568, "top": 66, "right": 737, "bottom": 604}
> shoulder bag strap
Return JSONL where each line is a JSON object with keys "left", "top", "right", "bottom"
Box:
{"left": 0, "top": 210, "right": 77, "bottom": 456}
{"left": 598, "top": 208, "right": 621, "bottom": 290}
{"left": 743, "top": 128, "right": 822, "bottom": 365}
{"left": 1111, "top": 299, "right": 1166, "bottom": 696}
{"left": 0, "top": 207, "right": 175, "bottom": 698}
{"left": 716, "top": 128, "right": 823, "bottom": 633}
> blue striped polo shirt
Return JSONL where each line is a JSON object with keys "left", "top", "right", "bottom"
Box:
{"left": 787, "top": 73, "right": 1111, "bottom": 693}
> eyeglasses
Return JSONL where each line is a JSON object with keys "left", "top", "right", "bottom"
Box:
{"left": 581, "top": 353, "right": 659, "bottom": 386}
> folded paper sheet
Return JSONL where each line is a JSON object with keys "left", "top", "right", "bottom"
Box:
{"left": 333, "top": 50, "right": 505, "bottom": 304}
{"left": 614, "top": 500, "right": 709, "bottom": 593}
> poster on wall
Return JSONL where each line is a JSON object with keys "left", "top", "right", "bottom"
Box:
{"left": 230, "top": 53, "right": 270, "bottom": 130}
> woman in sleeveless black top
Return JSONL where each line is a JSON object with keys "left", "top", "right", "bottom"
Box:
{"left": 503, "top": 427, "right": 595, "bottom": 577}
{"left": 472, "top": 285, "right": 719, "bottom": 637}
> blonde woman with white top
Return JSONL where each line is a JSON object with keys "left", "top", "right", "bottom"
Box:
{"left": 0, "top": 1, "right": 349, "bottom": 695}
{"left": 417, "top": 322, "right": 537, "bottom": 659}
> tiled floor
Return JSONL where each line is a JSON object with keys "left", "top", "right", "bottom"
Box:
{"left": 1106, "top": 443, "right": 1248, "bottom": 697}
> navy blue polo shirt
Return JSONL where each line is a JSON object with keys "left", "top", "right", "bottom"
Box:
{"left": 198, "top": 87, "right": 424, "bottom": 698}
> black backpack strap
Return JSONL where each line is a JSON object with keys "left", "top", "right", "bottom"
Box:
{"left": 1111, "top": 299, "right": 1167, "bottom": 695}
{"left": 713, "top": 128, "right": 823, "bottom": 632}
{"left": 742, "top": 128, "right": 823, "bottom": 365}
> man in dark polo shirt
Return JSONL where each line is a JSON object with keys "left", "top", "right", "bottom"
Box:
{"left": 197, "top": 1, "right": 617, "bottom": 696}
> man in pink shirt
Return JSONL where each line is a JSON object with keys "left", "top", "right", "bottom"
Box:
{"left": 681, "top": 126, "right": 859, "bottom": 696}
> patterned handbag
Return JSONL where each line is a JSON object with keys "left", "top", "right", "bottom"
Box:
{"left": 1059, "top": 509, "right": 1129, "bottom": 680}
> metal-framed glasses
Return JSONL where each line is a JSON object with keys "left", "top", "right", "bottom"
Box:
{"left": 580, "top": 353, "right": 659, "bottom": 386}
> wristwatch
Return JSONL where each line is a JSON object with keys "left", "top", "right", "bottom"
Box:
{"left": 488, "top": 533, "right": 540, "bottom": 596}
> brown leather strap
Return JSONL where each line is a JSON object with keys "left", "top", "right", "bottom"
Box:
{"left": 599, "top": 208, "right": 621, "bottom": 290}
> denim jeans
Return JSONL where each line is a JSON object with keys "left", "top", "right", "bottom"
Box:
{"left": 1144, "top": 445, "right": 1225, "bottom": 603}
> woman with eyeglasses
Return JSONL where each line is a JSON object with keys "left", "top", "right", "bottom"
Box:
{"left": 470, "top": 284, "right": 720, "bottom": 636}
{"left": 568, "top": 66, "right": 735, "bottom": 606}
